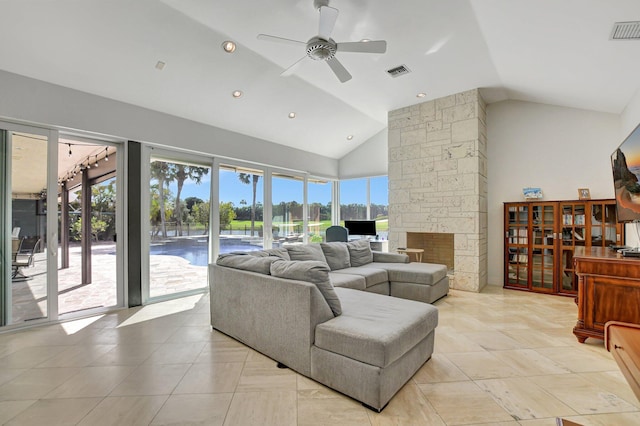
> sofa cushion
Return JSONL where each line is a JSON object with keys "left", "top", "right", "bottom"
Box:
{"left": 328, "top": 272, "right": 366, "bottom": 290}
{"left": 332, "top": 267, "right": 388, "bottom": 288}
{"left": 315, "top": 288, "right": 438, "bottom": 368}
{"left": 249, "top": 248, "right": 291, "bottom": 260}
{"left": 270, "top": 260, "right": 342, "bottom": 316}
{"left": 216, "top": 253, "right": 280, "bottom": 275}
{"left": 320, "top": 242, "right": 351, "bottom": 271}
{"left": 372, "top": 251, "right": 409, "bottom": 264}
{"left": 346, "top": 239, "right": 373, "bottom": 266}
{"left": 374, "top": 262, "right": 447, "bottom": 285}
{"left": 286, "top": 244, "right": 327, "bottom": 263}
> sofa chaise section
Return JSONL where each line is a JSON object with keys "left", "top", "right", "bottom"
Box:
{"left": 312, "top": 287, "right": 437, "bottom": 410}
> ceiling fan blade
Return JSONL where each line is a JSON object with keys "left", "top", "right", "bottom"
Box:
{"left": 337, "top": 40, "right": 387, "bottom": 54}
{"left": 318, "top": 6, "right": 338, "bottom": 40}
{"left": 281, "top": 55, "right": 308, "bottom": 77}
{"left": 257, "top": 34, "right": 306, "bottom": 47}
{"left": 326, "top": 57, "right": 352, "bottom": 83}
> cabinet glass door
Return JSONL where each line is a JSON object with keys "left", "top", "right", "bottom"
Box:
{"left": 590, "top": 202, "right": 620, "bottom": 247}
{"left": 531, "top": 203, "right": 555, "bottom": 292}
{"left": 505, "top": 204, "right": 529, "bottom": 288}
{"left": 559, "top": 203, "right": 586, "bottom": 293}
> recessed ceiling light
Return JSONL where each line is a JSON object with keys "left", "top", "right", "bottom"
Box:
{"left": 155, "top": 61, "right": 166, "bottom": 70}
{"left": 222, "top": 41, "right": 237, "bottom": 53}
{"left": 416, "top": 92, "right": 426, "bottom": 98}
{"left": 232, "top": 90, "right": 243, "bottom": 98}
{"left": 288, "top": 112, "right": 296, "bottom": 119}
{"left": 346, "top": 135, "right": 354, "bottom": 140}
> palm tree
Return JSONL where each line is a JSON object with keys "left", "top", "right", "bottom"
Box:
{"left": 238, "top": 173, "right": 260, "bottom": 236}
{"left": 174, "top": 165, "right": 209, "bottom": 236}
{"left": 150, "top": 161, "right": 174, "bottom": 238}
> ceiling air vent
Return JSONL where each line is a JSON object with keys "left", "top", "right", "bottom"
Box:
{"left": 386, "top": 64, "right": 411, "bottom": 78}
{"left": 610, "top": 21, "right": 640, "bottom": 40}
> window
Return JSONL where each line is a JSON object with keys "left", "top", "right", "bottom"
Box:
{"left": 272, "top": 173, "right": 304, "bottom": 245}
{"left": 218, "top": 165, "right": 264, "bottom": 253}
{"left": 340, "top": 176, "right": 388, "bottom": 239}
{"left": 307, "top": 178, "right": 332, "bottom": 242}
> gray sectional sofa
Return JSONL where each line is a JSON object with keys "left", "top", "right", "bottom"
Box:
{"left": 209, "top": 240, "right": 448, "bottom": 411}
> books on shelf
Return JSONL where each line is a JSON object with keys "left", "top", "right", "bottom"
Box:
{"left": 562, "top": 214, "right": 585, "bottom": 225}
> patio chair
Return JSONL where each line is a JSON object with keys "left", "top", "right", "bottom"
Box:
{"left": 12, "top": 236, "right": 42, "bottom": 279}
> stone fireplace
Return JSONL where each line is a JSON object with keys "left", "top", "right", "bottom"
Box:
{"left": 388, "top": 89, "right": 487, "bottom": 292}
{"left": 407, "top": 232, "right": 454, "bottom": 271}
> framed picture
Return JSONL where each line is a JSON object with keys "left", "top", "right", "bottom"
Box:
{"left": 578, "top": 188, "right": 591, "bottom": 200}
{"left": 523, "top": 187, "right": 543, "bottom": 200}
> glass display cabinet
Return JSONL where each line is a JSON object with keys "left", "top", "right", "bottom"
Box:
{"left": 504, "top": 199, "right": 623, "bottom": 296}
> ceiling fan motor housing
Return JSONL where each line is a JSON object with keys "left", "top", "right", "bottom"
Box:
{"left": 306, "top": 37, "right": 337, "bottom": 60}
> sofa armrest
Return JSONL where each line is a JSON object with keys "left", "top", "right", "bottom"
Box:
{"left": 373, "top": 251, "right": 410, "bottom": 263}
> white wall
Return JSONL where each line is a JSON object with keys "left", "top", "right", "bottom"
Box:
{"left": 0, "top": 70, "right": 338, "bottom": 178}
{"left": 338, "top": 129, "right": 388, "bottom": 178}
{"left": 487, "top": 100, "right": 620, "bottom": 285}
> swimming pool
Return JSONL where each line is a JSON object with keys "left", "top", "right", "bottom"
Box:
{"left": 150, "top": 238, "right": 262, "bottom": 266}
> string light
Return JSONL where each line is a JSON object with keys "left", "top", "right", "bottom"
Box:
{"left": 59, "top": 145, "right": 117, "bottom": 186}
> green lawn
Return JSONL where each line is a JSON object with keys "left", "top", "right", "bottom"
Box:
{"left": 225, "top": 218, "right": 388, "bottom": 232}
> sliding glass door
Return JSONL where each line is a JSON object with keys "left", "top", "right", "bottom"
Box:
{"left": 1, "top": 123, "right": 57, "bottom": 327}
{"left": 147, "top": 153, "right": 212, "bottom": 300}
{"left": 57, "top": 137, "right": 121, "bottom": 315}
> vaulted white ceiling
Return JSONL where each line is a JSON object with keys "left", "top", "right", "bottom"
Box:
{"left": 0, "top": 0, "right": 638, "bottom": 159}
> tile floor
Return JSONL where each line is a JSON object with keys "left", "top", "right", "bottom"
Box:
{"left": 0, "top": 286, "right": 638, "bottom": 425}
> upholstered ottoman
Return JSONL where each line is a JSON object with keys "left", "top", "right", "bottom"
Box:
{"left": 369, "top": 262, "right": 449, "bottom": 303}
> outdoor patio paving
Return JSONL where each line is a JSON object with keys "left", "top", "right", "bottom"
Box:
{"left": 11, "top": 242, "right": 208, "bottom": 324}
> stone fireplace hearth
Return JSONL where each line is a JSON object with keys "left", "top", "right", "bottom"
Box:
{"left": 388, "top": 89, "right": 487, "bottom": 292}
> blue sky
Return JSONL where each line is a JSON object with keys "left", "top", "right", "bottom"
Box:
{"left": 165, "top": 171, "right": 388, "bottom": 206}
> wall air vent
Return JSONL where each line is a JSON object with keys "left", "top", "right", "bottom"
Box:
{"left": 386, "top": 64, "right": 411, "bottom": 78}
{"left": 610, "top": 21, "right": 640, "bottom": 40}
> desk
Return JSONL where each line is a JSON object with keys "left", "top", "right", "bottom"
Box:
{"left": 573, "top": 247, "right": 640, "bottom": 343}
{"left": 397, "top": 248, "right": 424, "bottom": 262}
{"left": 369, "top": 240, "right": 388, "bottom": 252}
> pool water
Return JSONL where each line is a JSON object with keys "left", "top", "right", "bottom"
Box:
{"left": 150, "top": 238, "right": 261, "bottom": 266}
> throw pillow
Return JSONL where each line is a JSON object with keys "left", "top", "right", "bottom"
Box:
{"left": 216, "top": 253, "right": 280, "bottom": 275}
{"left": 347, "top": 239, "right": 373, "bottom": 267}
{"left": 249, "top": 248, "right": 291, "bottom": 260}
{"left": 270, "top": 259, "right": 342, "bottom": 316}
{"left": 320, "top": 242, "right": 351, "bottom": 270}
{"left": 286, "top": 244, "right": 327, "bottom": 263}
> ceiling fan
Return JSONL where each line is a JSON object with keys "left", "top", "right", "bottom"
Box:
{"left": 257, "top": 0, "right": 387, "bottom": 83}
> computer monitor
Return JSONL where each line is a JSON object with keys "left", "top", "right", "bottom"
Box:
{"left": 343, "top": 220, "right": 376, "bottom": 236}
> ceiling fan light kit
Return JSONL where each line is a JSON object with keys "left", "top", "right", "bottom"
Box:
{"left": 257, "top": 0, "right": 387, "bottom": 83}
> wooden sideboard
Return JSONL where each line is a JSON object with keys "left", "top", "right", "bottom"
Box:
{"left": 605, "top": 321, "right": 640, "bottom": 402}
{"left": 573, "top": 247, "right": 640, "bottom": 343}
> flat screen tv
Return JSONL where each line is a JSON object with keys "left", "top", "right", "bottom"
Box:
{"left": 611, "top": 122, "right": 640, "bottom": 223}
{"left": 344, "top": 220, "right": 377, "bottom": 236}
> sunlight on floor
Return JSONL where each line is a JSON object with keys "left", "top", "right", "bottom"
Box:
{"left": 117, "top": 294, "right": 205, "bottom": 328}
{"left": 59, "top": 315, "right": 105, "bottom": 335}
